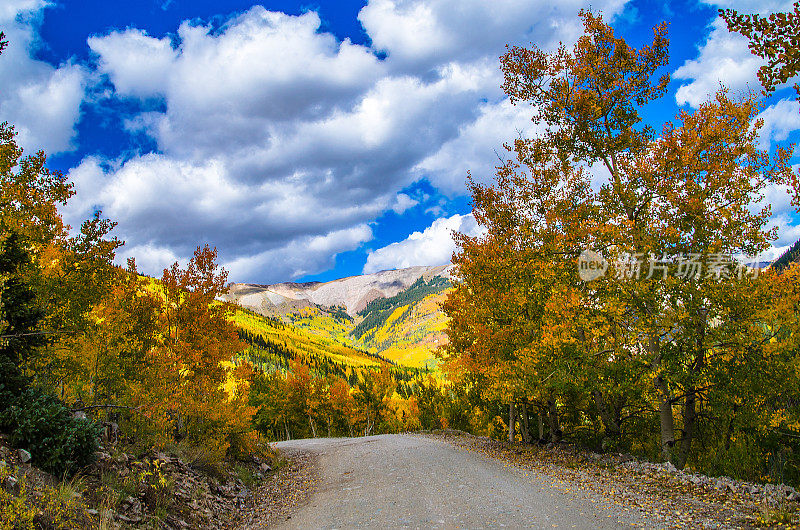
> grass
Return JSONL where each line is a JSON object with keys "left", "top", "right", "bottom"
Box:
{"left": 54, "top": 473, "right": 86, "bottom": 505}
{"left": 755, "top": 500, "right": 798, "bottom": 527}
{"left": 99, "top": 468, "right": 139, "bottom": 509}
{"left": 233, "top": 463, "right": 260, "bottom": 489}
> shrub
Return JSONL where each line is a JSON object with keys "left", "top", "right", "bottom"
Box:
{"left": 487, "top": 415, "right": 508, "bottom": 441}
{"left": 0, "top": 387, "right": 101, "bottom": 477}
{"left": 0, "top": 463, "right": 36, "bottom": 530}
{"left": 0, "top": 462, "right": 84, "bottom": 529}
{"left": 0, "top": 358, "right": 29, "bottom": 412}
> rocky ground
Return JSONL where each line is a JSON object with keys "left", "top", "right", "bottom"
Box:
{"left": 424, "top": 430, "right": 800, "bottom": 528}
{"left": 83, "top": 447, "right": 262, "bottom": 528}
{"left": 0, "top": 432, "right": 310, "bottom": 529}
{"left": 238, "top": 449, "right": 320, "bottom": 528}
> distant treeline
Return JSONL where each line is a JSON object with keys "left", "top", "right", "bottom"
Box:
{"left": 771, "top": 238, "right": 800, "bottom": 271}
{"left": 236, "top": 328, "right": 432, "bottom": 399}
{"left": 351, "top": 276, "right": 450, "bottom": 340}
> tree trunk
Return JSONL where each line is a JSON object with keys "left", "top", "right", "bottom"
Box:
{"left": 677, "top": 388, "right": 697, "bottom": 470}
{"left": 508, "top": 403, "right": 517, "bottom": 443}
{"left": 547, "top": 398, "right": 561, "bottom": 443}
{"left": 538, "top": 412, "right": 544, "bottom": 442}
{"left": 655, "top": 375, "right": 675, "bottom": 462}
{"left": 171, "top": 410, "right": 185, "bottom": 442}
{"left": 650, "top": 336, "right": 675, "bottom": 463}
{"left": 593, "top": 389, "right": 622, "bottom": 440}
{"left": 724, "top": 404, "right": 739, "bottom": 451}
{"left": 520, "top": 403, "right": 532, "bottom": 444}
{"left": 678, "top": 322, "right": 706, "bottom": 469}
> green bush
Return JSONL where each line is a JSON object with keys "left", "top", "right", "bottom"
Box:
{"left": 0, "top": 357, "right": 29, "bottom": 411}
{"left": 0, "top": 387, "right": 101, "bottom": 477}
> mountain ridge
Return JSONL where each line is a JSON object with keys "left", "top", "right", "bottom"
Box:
{"left": 223, "top": 264, "right": 455, "bottom": 367}
{"left": 224, "top": 264, "right": 453, "bottom": 317}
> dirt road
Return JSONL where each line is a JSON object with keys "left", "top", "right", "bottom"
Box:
{"left": 273, "top": 434, "right": 648, "bottom": 529}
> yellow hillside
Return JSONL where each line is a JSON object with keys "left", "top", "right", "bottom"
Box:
{"left": 230, "top": 307, "right": 382, "bottom": 367}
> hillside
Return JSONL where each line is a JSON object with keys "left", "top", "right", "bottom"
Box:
{"left": 223, "top": 266, "right": 453, "bottom": 368}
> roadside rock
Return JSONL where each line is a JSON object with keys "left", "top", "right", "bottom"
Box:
{"left": 621, "top": 456, "right": 800, "bottom": 507}
{"left": 4, "top": 474, "right": 19, "bottom": 492}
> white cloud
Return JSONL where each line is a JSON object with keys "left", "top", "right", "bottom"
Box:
{"left": 700, "top": 0, "right": 793, "bottom": 11}
{"left": 118, "top": 244, "right": 181, "bottom": 276}
{"left": 769, "top": 213, "right": 800, "bottom": 247}
{"left": 675, "top": 2, "right": 799, "bottom": 108}
{"left": 392, "top": 193, "right": 419, "bottom": 214}
{"left": 69, "top": 1, "right": 634, "bottom": 282}
{"left": 756, "top": 213, "right": 800, "bottom": 265}
{"left": 225, "top": 224, "right": 373, "bottom": 280}
{"left": 64, "top": 150, "right": 390, "bottom": 282}
{"left": 64, "top": 153, "right": 385, "bottom": 255}
{"left": 415, "top": 98, "right": 539, "bottom": 192}
{"left": 754, "top": 98, "right": 800, "bottom": 151}
{"left": 674, "top": 19, "right": 763, "bottom": 108}
{"left": 88, "top": 29, "right": 176, "bottom": 98}
{"left": 750, "top": 180, "right": 795, "bottom": 220}
{"left": 363, "top": 213, "right": 486, "bottom": 273}
{"left": 0, "top": 0, "right": 46, "bottom": 23}
{"left": 0, "top": 3, "right": 86, "bottom": 153}
{"left": 359, "top": 0, "right": 628, "bottom": 73}
{"left": 91, "top": 7, "right": 384, "bottom": 139}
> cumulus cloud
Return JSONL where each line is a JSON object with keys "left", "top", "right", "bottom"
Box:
{"left": 359, "top": 0, "right": 627, "bottom": 73}
{"left": 772, "top": 214, "right": 800, "bottom": 246}
{"left": 91, "top": 8, "right": 383, "bottom": 137}
{"left": 66, "top": 1, "right": 631, "bottom": 282}
{"left": 225, "top": 225, "right": 373, "bottom": 281}
{"left": 674, "top": 19, "right": 763, "bottom": 108}
{"left": 392, "top": 193, "right": 419, "bottom": 214}
{"left": 363, "top": 213, "right": 486, "bottom": 273}
{"left": 756, "top": 213, "right": 800, "bottom": 265}
{"left": 88, "top": 29, "right": 176, "bottom": 98}
{"left": 754, "top": 98, "right": 800, "bottom": 151}
{"left": 674, "top": 2, "right": 800, "bottom": 160}
{"left": 675, "top": 2, "right": 798, "bottom": 108}
{"left": 64, "top": 154, "right": 385, "bottom": 255}
{"left": 0, "top": 0, "right": 45, "bottom": 26}
{"left": 118, "top": 244, "right": 181, "bottom": 276}
{"left": 0, "top": 2, "right": 86, "bottom": 153}
{"left": 415, "top": 98, "right": 539, "bottom": 192}
{"left": 748, "top": 180, "right": 795, "bottom": 221}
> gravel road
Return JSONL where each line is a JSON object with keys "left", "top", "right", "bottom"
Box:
{"left": 273, "top": 434, "right": 648, "bottom": 529}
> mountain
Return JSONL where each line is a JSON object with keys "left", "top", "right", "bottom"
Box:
{"left": 224, "top": 264, "right": 452, "bottom": 316}
{"left": 223, "top": 265, "right": 454, "bottom": 367}
{"left": 771, "top": 238, "right": 800, "bottom": 272}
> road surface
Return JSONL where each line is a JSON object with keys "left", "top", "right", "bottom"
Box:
{"left": 273, "top": 434, "right": 647, "bottom": 529}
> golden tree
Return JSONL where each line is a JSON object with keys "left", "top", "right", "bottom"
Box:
{"left": 444, "top": 11, "right": 798, "bottom": 468}
{"left": 144, "top": 245, "right": 252, "bottom": 457}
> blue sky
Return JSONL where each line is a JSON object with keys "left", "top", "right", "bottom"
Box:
{"left": 1, "top": 0, "right": 799, "bottom": 283}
